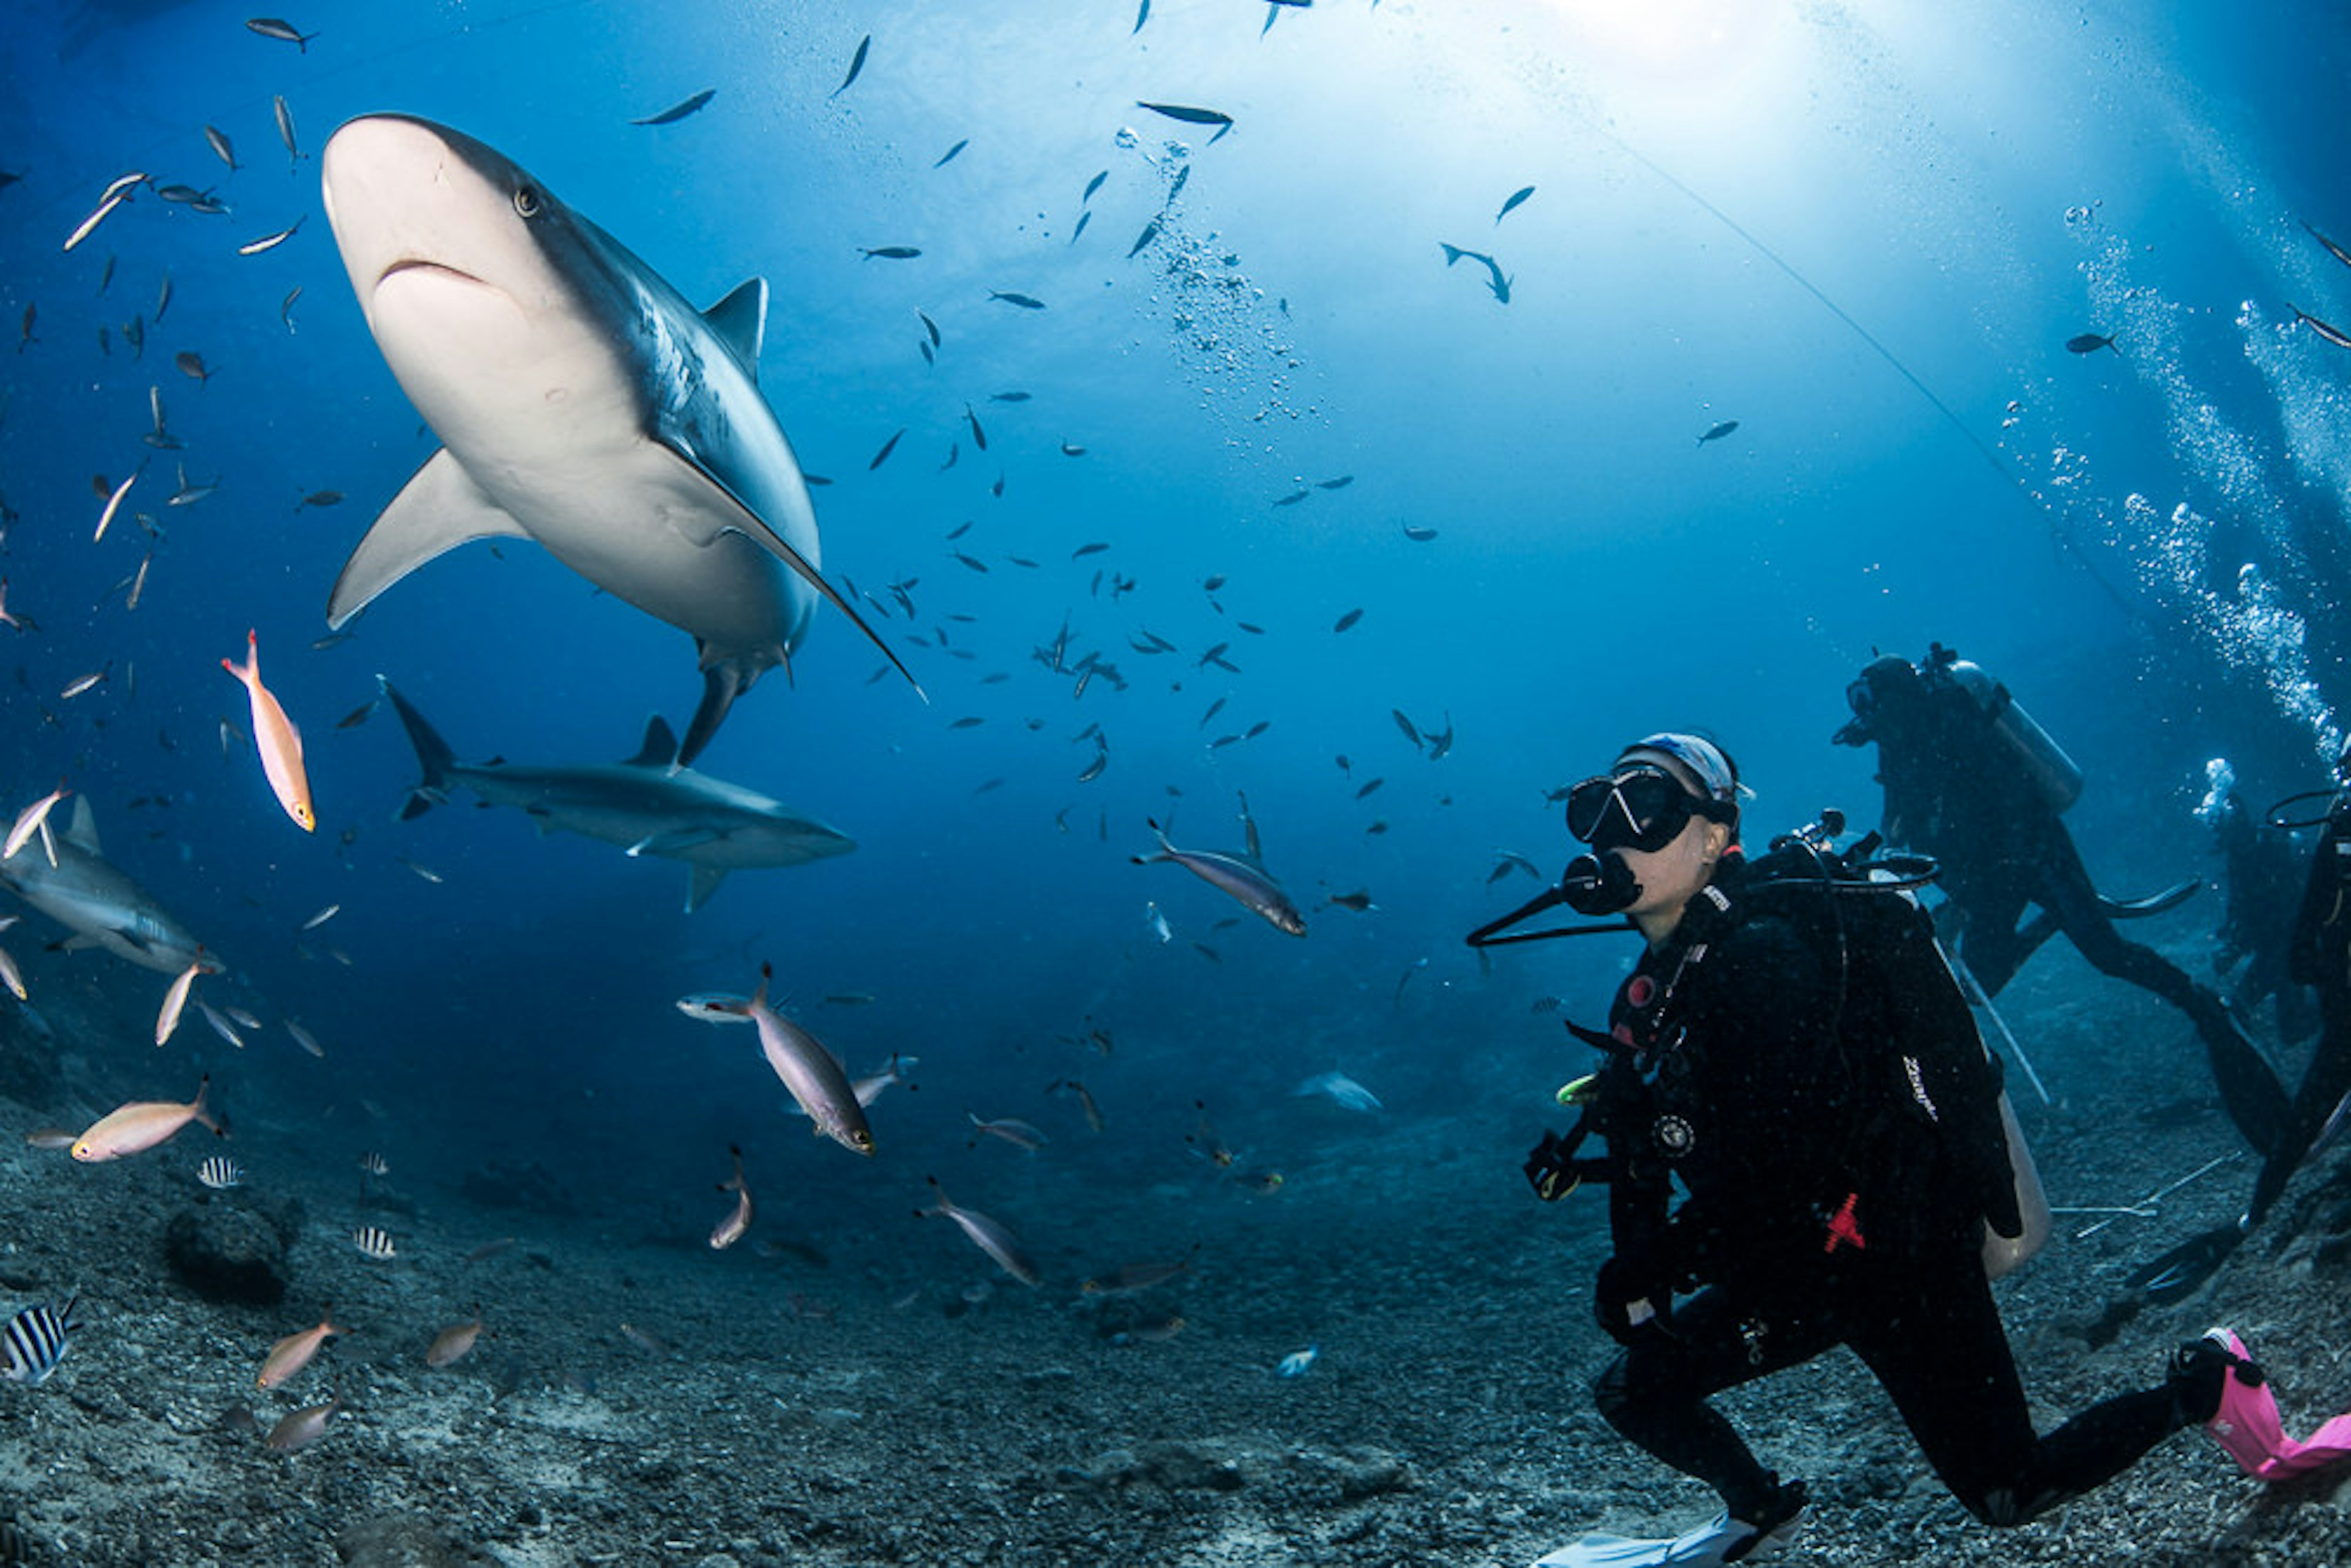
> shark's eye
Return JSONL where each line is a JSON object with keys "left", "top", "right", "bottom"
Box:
{"left": 512, "top": 185, "right": 542, "bottom": 219}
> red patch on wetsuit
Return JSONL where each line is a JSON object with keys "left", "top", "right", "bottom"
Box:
{"left": 1824, "top": 1192, "right": 1868, "bottom": 1254}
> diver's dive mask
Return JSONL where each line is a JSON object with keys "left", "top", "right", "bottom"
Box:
{"left": 1565, "top": 764, "right": 1734, "bottom": 855}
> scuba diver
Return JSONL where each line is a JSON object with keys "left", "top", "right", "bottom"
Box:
{"left": 1481, "top": 731, "right": 2269, "bottom": 1567}
{"left": 2241, "top": 754, "right": 2351, "bottom": 1226}
{"left": 2203, "top": 779, "right": 2316, "bottom": 1048}
{"left": 1834, "top": 643, "right": 2293, "bottom": 1163}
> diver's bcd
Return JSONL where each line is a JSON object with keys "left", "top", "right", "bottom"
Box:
{"left": 1725, "top": 835, "right": 2043, "bottom": 1274}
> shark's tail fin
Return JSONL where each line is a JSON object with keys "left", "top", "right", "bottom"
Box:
{"left": 375, "top": 675, "right": 455, "bottom": 818}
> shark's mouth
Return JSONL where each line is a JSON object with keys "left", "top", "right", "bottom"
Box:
{"left": 378, "top": 258, "right": 487, "bottom": 289}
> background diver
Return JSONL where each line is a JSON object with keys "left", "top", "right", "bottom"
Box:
{"left": 1834, "top": 643, "right": 2293, "bottom": 1164}
{"left": 1500, "top": 730, "right": 2306, "bottom": 1567}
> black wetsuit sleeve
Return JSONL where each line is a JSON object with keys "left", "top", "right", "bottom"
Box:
{"left": 1593, "top": 1060, "right": 1681, "bottom": 1296}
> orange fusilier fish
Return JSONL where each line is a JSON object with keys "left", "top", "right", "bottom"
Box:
{"left": 257, "top": 1311, "right": 344, "bottom": 1388}
{"left": 425, "top": 1317, "right": 482, "bottom": 1368}
{"left": 220, "top": 629, "right": 314, "bottom": 831}
{"left": 72, "top": 1075, "right": 225, "bottom": 1161}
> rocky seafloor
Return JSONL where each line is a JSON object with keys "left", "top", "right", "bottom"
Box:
{"left": 2, "top": 957, "right": 2349, "bottom": 1567}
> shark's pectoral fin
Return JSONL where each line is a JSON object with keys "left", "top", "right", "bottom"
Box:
{"left": 630, "top": 828, "right": 721, "bottom": 858}
{"left": 686, "top": 865, "right": 729, "bottom": 914}
{"left": 326, "top": 449, "right": 531, "bottom": 629}
{"left": 702, "top": 279, "right": 767, "bottom": 383}
{"left": 650, "top": 435, "right": 926, "bottom": 705}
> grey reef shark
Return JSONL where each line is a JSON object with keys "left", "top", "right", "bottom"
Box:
{"left": 377, "top": 677, "right": 854, "bottom": 913}
{"left": 318, "top": 113, "right": 920, "bottom": 763}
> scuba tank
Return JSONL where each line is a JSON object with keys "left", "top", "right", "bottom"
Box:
{"left": 1929, "top": 645, "right": 2085, "bottom": 816}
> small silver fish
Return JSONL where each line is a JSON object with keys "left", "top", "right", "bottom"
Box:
{"left": 918, "top": 1179, "right": 1040, "bottom": 1285}
{"left": 246, "top": 17, "right": 320, "bottom": 51}
{"left": 1131, "top": 795, "right": 1305, "bottom": 936}
{"left": 709, "top": 1145, "right": 752, "bottom": 1250}
{"left": 266, "top": 1397, "right": 339, "bottom": 1453}
{"left": 237, "top": 216, "right": 305, "bottom": 257}
{"left": 1295, "top": 1070, "right": 1383, "bottom": 1112}
{"left": 197, "top": 1001, "right": 245, "bottom": 1049}
{"left": 966, "top": 1113, "right": 1049, "bottom": 1152}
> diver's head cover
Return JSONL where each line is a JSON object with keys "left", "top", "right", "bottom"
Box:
{"left": 1618, "top": 732, "right": 1742, "bottom": 838}
{"left": 1835, "top": 654, "right": 1924, "bottom": 746}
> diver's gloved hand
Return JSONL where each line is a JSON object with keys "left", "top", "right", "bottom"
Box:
{"left": 1593, "top": 1256, "right": 1669, "bottom": 1346}
{"left": 1524, "top": 1130, "right": 1584, "bottom": 1201}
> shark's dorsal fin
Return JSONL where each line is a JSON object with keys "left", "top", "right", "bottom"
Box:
{"left": 66, "top": 794, "right": 100, "bottom": 855}
{"left": 628, "top": 715, "right": 681, "bottom": 768}
{"left": 326, "top": 450, "right": 531, "bottom": 629}
{"left": 702, "top": 280, "right": 767, "bottom": 384}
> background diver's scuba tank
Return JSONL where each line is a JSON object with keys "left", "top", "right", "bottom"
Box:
{"left": 1927, "top": 643, "right": 2085, "bottom": 816}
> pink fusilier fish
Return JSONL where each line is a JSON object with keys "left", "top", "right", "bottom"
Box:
{"left": 257, "top": 1311, "right": 345, "bottom": 1389}
{"left": 72, "top": 1075, "right": 225, "bottom": 1161}
{"left": 712, "top": 966, "right": 873, "bottom": 1155}
{"left": 917, "top": 1177, "right": 1040, "bottom": 1286}
{"left": 5, "top": 784, "right": 70, "bottom": 863}
{"left": 154, "top": 953, "right": 216, "bottom": 1045}
{"left": 221, "top": 629, "right": 315, "bottom": 831}
{"left": 708, "top": 1145, "right": 753, "bottom": 1250}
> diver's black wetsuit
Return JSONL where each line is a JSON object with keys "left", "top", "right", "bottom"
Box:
{"left": 2213, "top": 793, "right": 2315, "bottom": 1046}
{"left": 1587, "top": 863, "right": 2208, "bottom": 1527}
{"left": 1847, "top": 663, "right": 2292, "bottom": 1157}
{"left": 2246, "top": 802, "right": 2351, "bottom": 1223}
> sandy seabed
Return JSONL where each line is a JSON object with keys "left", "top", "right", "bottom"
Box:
{"left": 3, "top": 973, "right": 2350, "bottom": 1568}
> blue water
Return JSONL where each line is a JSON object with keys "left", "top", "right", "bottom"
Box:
{"left": 2, "top": 0, "right": 2349, "bottom": 1249}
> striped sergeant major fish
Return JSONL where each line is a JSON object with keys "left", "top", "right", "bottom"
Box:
{"left": 4, "top": 1296, "right": 80, "bottom": 1385}
{"left": 352, "top": 1225, "right": 396, "bottom": 1261}
{"left": 197, "top": 1155, "right": 242, "bottom": 1190}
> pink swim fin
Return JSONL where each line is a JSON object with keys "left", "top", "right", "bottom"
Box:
{"left": 2200, "top": 1329, "right": 2351, "bottom": 1481}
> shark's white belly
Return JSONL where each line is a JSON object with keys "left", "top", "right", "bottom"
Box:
{"left": 371, "top": 265, "right": 815, "bottom": 667}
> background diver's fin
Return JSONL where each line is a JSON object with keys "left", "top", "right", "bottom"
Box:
{"left": 2099, "top": 877, "right": 2202, "bottom": 918}
{"left": 2124, "top": 1223, "right": 2244, "bottom": 1302}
